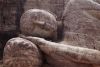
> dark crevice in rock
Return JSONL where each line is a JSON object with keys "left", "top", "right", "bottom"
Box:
{"left": 0, "top": 31, "right": 18, "bottom": 60}
{"left": 56, "top": 21, "right": 64, "bottom": 42}
{"left": 15, "top": 0, "right": 27, "bottom": 33}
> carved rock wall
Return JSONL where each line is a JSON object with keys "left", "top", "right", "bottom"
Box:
{"left": 63, "top": 0, "right": 100, "bottom": 51}
{"left": 0, "top": 0, "right": 65, "bottom": 32}
{"left": 0, "top": 0, "right": 65, "bottom": 59}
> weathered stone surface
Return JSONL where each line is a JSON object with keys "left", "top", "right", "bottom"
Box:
{"left": 24, "top": 0, "right": 65, "bottom": 20}
{"left": 0, "top": 0, "right": 24, "bottom": 58}
{"left": 3, "top": 37, "right": 42, "bottom": 67}
{"left": 63, "top": 0, "right": 100, "bottom": 50}
{"left": 0, "top": 0, "right": 65, "bottom": 33}
{"left": 22, "top": 36, "right": 99, "bottom": 67}
{"left": 18, "top": 0, "right": 100, "bottom": 67}
{"left": 20, "top": 9, "right": 57, "bottom": 40}
{"left": 0, "top": 0, "right": 65, "bottom": 59}
{"left": 2, "top": 0, "right": 100, "bottom": 67}
{"left": 0, "top": 42, "right": 2, "bottom": 60}
{"left": 0, "top": 0, "right": 23, "bottom": 32}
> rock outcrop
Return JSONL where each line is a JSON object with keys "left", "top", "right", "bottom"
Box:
{"left": 63, "top": 0, "right": 100, "bottom": 50}
{"left": 3, "top": 37, "right": 42, "bottom": 67}
{"left": 1, "top": 0, "right": 100, "bottom": 67}
{"left": 20, "top": 9, "right": 57, "bottom": 40}
{"left": 0, "top": 0, "right": 65, "bottom": 33}
{"left": 0, "top": 0, "right": 65, "bottom": 59}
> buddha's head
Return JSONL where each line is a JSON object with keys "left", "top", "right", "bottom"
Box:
{"left": 20, "top": 9, "right": 57, "bottom": 40}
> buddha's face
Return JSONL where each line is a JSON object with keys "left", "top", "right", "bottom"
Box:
{"left": 21, "top": 20, "right": 57, "bottom": 40}
{"left": 31, "top": 21, "right": 56, "bottom": 39}
{"left": 20, "top": 9, "right": 57, "bottom": 40}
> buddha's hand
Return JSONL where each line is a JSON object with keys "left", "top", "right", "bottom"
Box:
{"left": 20, "top": 35, "right": 47, "bottom": 46}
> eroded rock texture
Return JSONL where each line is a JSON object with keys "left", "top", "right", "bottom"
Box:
{"left": 20, "top": 9, "right": 57, "bottom": 41}
{"left": 18, "top": 0, "right": 100, "bottom": 67}
{"left": 0, "top": 0, "right": 65, "bottom": 32}
{"left": 1, "top": 0, "right": 100, "bottom": 67}
{"left": 0, "top": 42, "right": 2, "bottom": 59}
{"left": 0, "top": 0, "right": 65, "bottom": 59}
{"left": 22, "top": 36, "right": 93, "bottom": 67}
{"left": 24, "top": 0, "right": 65, "bottom": 20}
{"left": 0, "top": 0, "right": 24, "bottom": 59}
{"left": 3, "top": 37, "right": 42, "bottom": 67}
{"left": 63, "top": 0, "right": 100, "bottom": 50}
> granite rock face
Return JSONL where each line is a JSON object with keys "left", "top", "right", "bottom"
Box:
{"left": 0, "top": 0, "right": 24, "bottom": 59}
{"left": 3, "top": 37, "right": 42, "bottom": 67}
{"left": 20, "top": 9, "right": 58, "bottom": 41}
{"left": 24, "top": 0, "right": 65, "bottom": 20}
{"left": 0, "top": 0, "right": 65, "bottom": 33}
{"left": 1, "top": 0, "right": 100, "bottom": 67}
{"left": 0, "top": 0, "right": 65, "bottom": 59}
{"left": 63, "top": 0, "right": 100, "bottom": 50}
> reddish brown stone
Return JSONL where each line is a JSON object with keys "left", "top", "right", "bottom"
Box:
{"left": 3, "top": 37, "right": 42, "bottom": 67}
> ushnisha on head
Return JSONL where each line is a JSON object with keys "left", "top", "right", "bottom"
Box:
{"left": 20, "top": 9, "right": 57, "bottom": 40}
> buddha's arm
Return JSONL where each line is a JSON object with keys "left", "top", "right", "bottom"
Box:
{"left": 21, "top": 36, "right": 100, "bottom": 65}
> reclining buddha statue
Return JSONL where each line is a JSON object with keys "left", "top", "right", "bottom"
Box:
{"left": 3, "top": 0, "right": 100, "bottom": 67}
